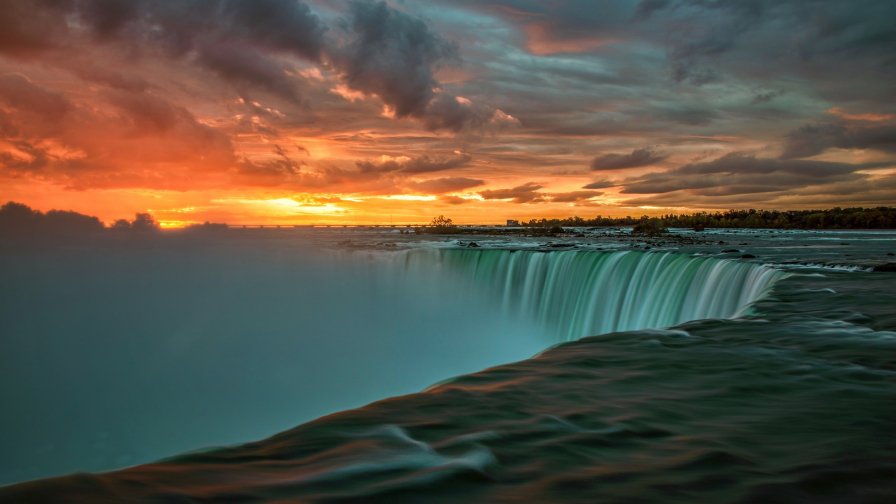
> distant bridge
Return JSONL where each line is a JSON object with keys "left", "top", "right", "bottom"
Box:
{"left": 224, "top": 224, "right": 502, "bottom": 229}
{"left": 227, "top": 224, "right": 415, "bottom": 229}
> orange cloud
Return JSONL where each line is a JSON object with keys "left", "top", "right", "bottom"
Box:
{"left": 827, "top": 107, "right": 896, "bottom": 123}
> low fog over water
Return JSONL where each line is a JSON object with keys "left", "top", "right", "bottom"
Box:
{"left": 1, "top": 231, "right": 550, "bottom": 483}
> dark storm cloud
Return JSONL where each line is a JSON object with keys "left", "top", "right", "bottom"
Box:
{"left": 214, "top": 0, "right": 325, "bottom": 56}
{"left": 408, "top": 177, "right": 484, "bottom": 193}
{"left": 0, "top": 1, "right": 498, "bottom": 131}
{"left": 479, "top": 182, "right": 545, "bottom": 203}
{"left": 356, "top": 153, "right": 473, "bottom": 174}
{"left": 422, "top": 93, "right": 499, "bottom": 132}
{"left": 630, "top": 0, "right": 896, "bottom": 88}
{"left": 194, "top": 40, "right": 302, "bottom": 100}
{"left": 455, "top": 0, "right": 896, "bottom": 131}
{"left": 74, "top": 0, "right": 326, "bottom": 59}
{"left": 76, "top": 0, "right": 139, "bottom": 39}
{"left": 330, "top": 1, "right": 496, "bottom": 131}
{"left": 659, "top": 2, "right": 766, "bottom": 85}
{"left": 591, "top": 148, "right": 666, "bottom": 170}
{"left": 781, "top": 122, "right": 896, "bottom": 159}
{"left": 0, "top": 0, "right": 325, "bottom": 99}
{"left": 620, "top": 153, "right": 871, "bottom": 196}
{"left": 333, "top": 1, "right": 456, "bottom": 118}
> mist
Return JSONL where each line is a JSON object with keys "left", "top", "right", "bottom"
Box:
{"left": 0, "top": 231, "right": 546, "bottom": 484}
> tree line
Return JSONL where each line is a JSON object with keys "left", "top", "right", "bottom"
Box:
{"left": 0, "top": 201, "right": 159, "bottom": 238}
{"left": 521, "top": 207, "right": 896, "bottom": 230}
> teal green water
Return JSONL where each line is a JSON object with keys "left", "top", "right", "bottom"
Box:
{"left": 2, "top": 231, "right": 895, "bottom": 502}
{"left": 404, "top": 249, "right": 783, "bottom": 340}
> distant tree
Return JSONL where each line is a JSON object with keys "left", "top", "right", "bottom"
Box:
{"left": 516, "top": 207, "right": 896, "bottom": 230}
{"left": 131, "top": 213, "right": 159, "bottom": 231}
{"left": 422, "top": 215, "right": 458, "bottom": 234}
{"left": 631, "top": 217, "right": 668, "bottom": 236}
{"left": 0, "top": 202, "right": 42, "bottom": 234}
{"left": 0, "top": 201, "right": 102, "bottom": 237}
{"left": 110, "top": 219, "right": 131, "bottom": 230}
{"left": 430, "top": 215, "right": 454, "bottom": 228}
{"left": 43, "top": 210, "right": 104, "bottom": 234}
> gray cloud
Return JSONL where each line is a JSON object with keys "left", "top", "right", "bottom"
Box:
{"left": 620, "top": 153, "right": 871, "bottom": 196}
{"left": 422, "top": 93, "right": 498, "bottom": 132}
{"left": 450, "top": 0, "right": 896, "bottom": 138}
{"left": 329, "top": 1, "right": 498, "bottom": 132}
{"left": 28, "top": 0, "right": 498, "bottom": 131}
{"left": 622, "top": 173, "right": 896, "bottom": 209}
{"left": 582, "top": 179, "right": 618, "bottom": 189}
{"left": 356, "top": 153, "right": 472, "bottom": 174}
{"left": 660, "top": 106, "right": 720, "bottom": 126}
{"left": 751, "top": 89, "right": 783, "bottom": 104}
{"left": 194, "top": 41, "right": 301, "bottom": 100}
{"left": 477, "top": 183, "right": 601, "bottom": 204}
{"left": 0, "top": 72, "right": 69, "bottom": 111}
{"left": 782, "top": 121, "right": 896, "bottom": 159}
{"left": 591, "top": 147, "right": 666, "bottom": 170}
{"left": 0, "top": 73, "right": 71, "bottom": 127}
{"left": 0, "top": 0, "right": 325, "bottom": 100}
{"left": 408, "top": 177, "right": 484, "bottom": 193}
{"left": 479, "top": 182, "right": 545, "bottom": 203}
{"left": 440, "top": 195, "right": 470, "bottom": 205}
{"left": 76, "top": 0, "right": 325, "bottom": 59}
{"left": 549, "top": 190, "right": 602, "bottom": 203}
{"left": 332, "top": 1, "right": 455, "bottom": 117}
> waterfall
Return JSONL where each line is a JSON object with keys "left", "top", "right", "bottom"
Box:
{"left": 398, "top": 248, "right": 784, "bottom": 341}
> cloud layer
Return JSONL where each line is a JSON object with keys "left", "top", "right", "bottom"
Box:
{"left": 1, "top": 0, "right": 894, "bottom": 224}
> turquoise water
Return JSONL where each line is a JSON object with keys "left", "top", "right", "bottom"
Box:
{"left": 1, "top": 229, "right": 895, "bottom": 502}
{"left": 404, "top": 248, "right": 783, "bottom": 340}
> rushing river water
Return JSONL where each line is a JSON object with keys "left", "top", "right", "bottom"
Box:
{"left": 1, "top": 228, "right": 894, "bottom": 502}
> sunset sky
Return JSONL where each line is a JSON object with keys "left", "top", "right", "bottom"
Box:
{"left": 1, "top": 0, "right": 895, "bottom": 226}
